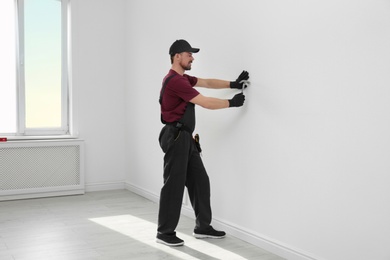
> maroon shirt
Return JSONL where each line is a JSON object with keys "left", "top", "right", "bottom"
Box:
{"left": 160, "top": 69, "right": 199, "bottom": 123}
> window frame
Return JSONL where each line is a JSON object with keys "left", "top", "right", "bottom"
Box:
{"left": 7, "top": 0, "right": 71, "bottom": 137}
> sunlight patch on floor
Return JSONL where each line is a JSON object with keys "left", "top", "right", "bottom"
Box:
{"left": 89, "top": 215, "right": 248, "bottom": 260}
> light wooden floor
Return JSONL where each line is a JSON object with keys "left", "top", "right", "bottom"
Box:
{"left": 0, "top": 190, "right": 285, "bottom": 260}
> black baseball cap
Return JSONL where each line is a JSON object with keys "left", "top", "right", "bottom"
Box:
{"left": 169, "top": 39, "right": 200, "bottom": 56}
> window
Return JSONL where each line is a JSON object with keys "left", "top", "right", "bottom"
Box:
{"left": 0, "top": 0, "right": 70, "bottom": 136}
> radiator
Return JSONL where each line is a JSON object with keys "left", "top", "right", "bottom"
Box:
{"left": 0, "top": 139, "right": 85, "bottom": 201}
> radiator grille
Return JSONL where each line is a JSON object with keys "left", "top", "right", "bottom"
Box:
{"left": 0, "top": 140, "right": 84, "bottom": 200}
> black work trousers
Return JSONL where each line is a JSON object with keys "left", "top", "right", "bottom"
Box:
{"left": 158, "top": 125, "right": 212, "bottom": 235}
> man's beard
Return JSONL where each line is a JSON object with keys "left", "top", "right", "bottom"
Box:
{"left": 181, "top": 61, "right": 192, "bottom": 71}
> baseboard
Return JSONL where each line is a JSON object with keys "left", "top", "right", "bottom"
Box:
{"left": 178, "top": 205, "right": 317, "bottom": 260}
{"left": 85, "top": 181, "right": 126, "bottom": 192}
{"left": 0, "top": 189, "right": 85, "bottom": 201}
{"left": 125, "top": 182, "right": 321, "bottom": 260}
{"left": 125, "top": 182, "right": 160, "bottom": 202}
{"left": 209, "top": 217, "right": 320, "bottom": 260}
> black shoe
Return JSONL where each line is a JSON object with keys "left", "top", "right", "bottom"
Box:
{"left": 156, "top": 232, "right": 184, "bottom": 246}
{"left": 193, "top": 226, "right": 226, "bottom": 239}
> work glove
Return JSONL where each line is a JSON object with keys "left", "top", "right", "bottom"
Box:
{"left": 230, "top": 70, "right": 250, "bottom": 89}
{"left": 229, "top": 93, "right": 245, "bottom": 107}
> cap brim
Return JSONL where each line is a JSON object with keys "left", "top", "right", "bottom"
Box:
{"left": 169, "top": 48, "right": 200, "bottom": 55}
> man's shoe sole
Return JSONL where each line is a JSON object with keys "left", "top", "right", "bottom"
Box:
{"left": 156, "top": 238, "right": 184, "bottom": 246}
{"left": 193, "top": 233, "right": 226, "bottom": 239}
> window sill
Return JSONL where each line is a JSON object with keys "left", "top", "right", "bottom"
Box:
{"left": 1, "top": 135, "right": 79, "bottom": 142}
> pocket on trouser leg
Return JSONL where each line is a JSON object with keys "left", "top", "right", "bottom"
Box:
{"left": 159, "top": 126, "right": 180, "bottom": 153}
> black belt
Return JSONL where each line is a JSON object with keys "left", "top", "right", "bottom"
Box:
{"left": 166, "top": 121, "right": 192, "bottom": 133}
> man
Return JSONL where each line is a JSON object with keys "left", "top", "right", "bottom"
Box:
{"left": 157, "top": 39, "right": 249, "bottom": 246}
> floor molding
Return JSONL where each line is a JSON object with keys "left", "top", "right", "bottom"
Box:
{"left": 85, "top": 181, "right": 126, "bottom": 192}
{"left": 125, "top": 183, "right": 160, "bottom": 202}
{"left": 210, "top": 217, "right": 319, "bottom": 260}
{"left": 125, "top": 182, "right": 320, "bottom": 260}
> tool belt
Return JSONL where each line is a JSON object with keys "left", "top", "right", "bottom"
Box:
{"left": 166, "top": 121, "right": 192, "bottom": 134}
{"left": 194, "top": 133, "right": 202, "bottom": 153}
{"left": 166, "top": 122, "right": 202, "bottom": 153}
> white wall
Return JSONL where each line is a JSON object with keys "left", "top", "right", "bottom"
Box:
{"left": 124, "top": 1, "right": 390, "bottom": 260}
{"left": 68, "top": 0, "right": 390, "bottom": 259}
{"left": 71, "top": 0, "right": 127, "bottom": 190}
